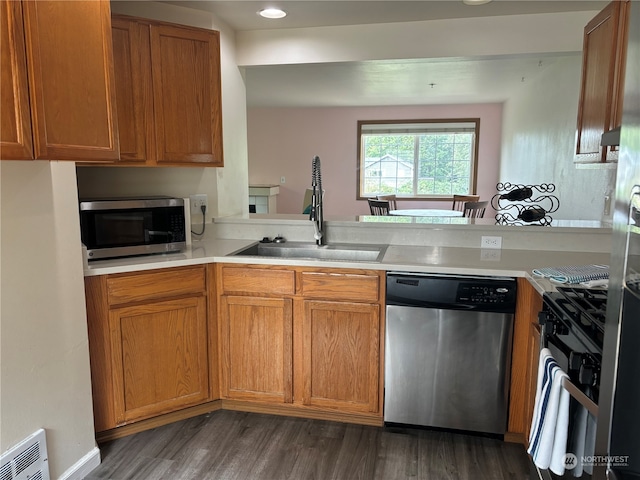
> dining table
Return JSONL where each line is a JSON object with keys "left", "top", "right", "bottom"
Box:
{"left": 389, "top": 209, "right": 464, "bottom": 217}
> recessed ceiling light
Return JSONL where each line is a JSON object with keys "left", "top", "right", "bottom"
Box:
{"left": 463, "top": 0, "right": 492, "bottom": 5}
{"left": 258, "top": 8, "right": 287, "bottom": 19}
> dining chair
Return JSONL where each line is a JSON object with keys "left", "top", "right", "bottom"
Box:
{"left": 376, "top": 194, "right": 398, "bottom": 210}
{"left": 463, "top": 200, "right": 488, "bottom": 218}
{"left": 368, "top": 199, "right": 391, "bottom": 215}
{"left": 452, "top": 194, "right": 480, "bottom": 211}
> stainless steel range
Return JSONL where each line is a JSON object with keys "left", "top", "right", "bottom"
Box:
{"left": 534, "top": 287, "right": 607, "bottom": 480}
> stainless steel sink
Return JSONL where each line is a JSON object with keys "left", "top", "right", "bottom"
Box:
{"left": 228, "top": 241, "right": 387, "bottom": 263}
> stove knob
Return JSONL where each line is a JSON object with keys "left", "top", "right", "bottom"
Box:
{"left": 552, "top": 321, "right": 568, "bottom": 336}
{"left": 579, "top": 364, "right": 597, "bottom": 387}
{"left": 577, "top": 354, "right": 600, "bottom": 387}
{"left": 569, "top": 352, "right": 583, "bottom": 371}
{"left": 538, "top": 311, "right": 550, "bottom": 326}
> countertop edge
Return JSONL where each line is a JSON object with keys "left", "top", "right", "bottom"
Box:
{"left": 83, "top": 239, "right": 609, "bottom": 296}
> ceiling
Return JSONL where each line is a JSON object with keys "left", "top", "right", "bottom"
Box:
{"left": 163, "top": 1, "right": 605, "bottom": 107}
{"left": 168, "top": 1, "right": 606, "bottom": 31}
{"left": 243, "top": 53, "right": 580, "bottom": 107}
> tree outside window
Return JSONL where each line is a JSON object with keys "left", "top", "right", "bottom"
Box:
{"left": 358, "top": 119, "right": 479, "bottom": 199}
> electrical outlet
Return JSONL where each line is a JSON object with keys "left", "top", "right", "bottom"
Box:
{"left": 280, "top": 176, "right": 286, "bottom": 184}
{"left": 480, "top": 249, "right": 502, "bottom": 261}
{"left": 481, "top": 235, "right": 502, "bottom": 249}
{"left": 189, "top": 194, "right": 208, "bottom": 215}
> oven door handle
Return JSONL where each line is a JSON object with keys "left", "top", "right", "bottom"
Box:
{"left": 544, "top": 335, "right": 599, "bottom": 417}
{"left": 560, "top": 376, "right": 599, "bottom": 417}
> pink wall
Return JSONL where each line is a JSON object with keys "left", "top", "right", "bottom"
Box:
{"left": 248, "top": 104, "right": 503, "bottom": 216}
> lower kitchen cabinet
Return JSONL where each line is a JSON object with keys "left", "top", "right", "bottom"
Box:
{"left": 506, "top": 277, "right": 543, "bottom": 444}
{"left": 219, "top": 295, "right": 293, "bottom": 403}
{"left": 302, "top": 300, "right": 380, "bottom": 413}
{"left": 216, "top": 264, "right": 385, "bottom": 423}
{"left": 109, "top": 296, "right": 209, "bottom": 424}
{"left": 85, "top": 265, "right": 213, "bottom": 432}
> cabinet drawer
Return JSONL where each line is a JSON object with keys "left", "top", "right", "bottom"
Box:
{"left": 220, "top": 266, "right": 295, "bottom": 295}
{"left": 301, "top": 272, "right": 380, "bottom": 302}
{"left": 107, "top": 266, "right": 206, "bottom": 306}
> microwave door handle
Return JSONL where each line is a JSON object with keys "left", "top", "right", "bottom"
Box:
{"left": 147, "top": 230, "right": 172, "bottom": 237}
{"left": 145, "top": 230, "right": 173, "bottom": 242}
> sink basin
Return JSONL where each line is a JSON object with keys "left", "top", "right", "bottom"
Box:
{"left": 229, "top": 241, "right": 387, "bottom": 263}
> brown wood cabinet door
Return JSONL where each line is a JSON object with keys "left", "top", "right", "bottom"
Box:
{"left": 302, "top": 300, "right": 380, "bottom": 413}
{"left": 0, "top": 0, "right": 32, "bottom": 160}
{"left": 109, "top": 296, "right": 209, "bottom": 425}
{"left": 575, "top": 1, "right": 623, "bottom": 162}
{"left": 150, "top": 24, "right": 223, "bottom": 166}
{"left": 220, "top": 296, "right": 293, "bottom": 403}
{"left": 22, "top": 0, "right": 119, "bottom": 161}
{"left": 609, "top": 0, "right": 630, "bottom": 138}
{"left": 507, "top": 277, "right": 543, "bottom": 443}
{"left": 111, "top": 16, "right": 154, "bottom": 164}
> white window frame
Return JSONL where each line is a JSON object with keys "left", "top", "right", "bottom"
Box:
{"left": 357, "top": 118, "right": 480, "bottom": 200}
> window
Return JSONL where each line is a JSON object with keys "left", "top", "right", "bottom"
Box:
{"left": 357, "top": 119, "right": 479, "bottom": 199}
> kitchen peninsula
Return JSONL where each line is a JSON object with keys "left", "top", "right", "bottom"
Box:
{"left": 83, "top": 215, "right": 611, "bottom": 449}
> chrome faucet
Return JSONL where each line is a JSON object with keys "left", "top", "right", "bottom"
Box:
{"left": 310, "top": 155, "right": 324, "bottom": 245}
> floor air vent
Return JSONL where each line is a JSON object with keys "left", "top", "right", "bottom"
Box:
{"left": 0, "top": 429, "right": 50, "bottom": 480}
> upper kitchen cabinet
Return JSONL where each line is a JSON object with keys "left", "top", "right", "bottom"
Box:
{"left": 0, "top": 0, "right": 120, "bottom": 161}
{"left": 111, "top": 15, "right": 223, "bottom": 167}
{"left": 1, "top": 0, "right": 32, "bottom": 160}
{"left": 574, "top": 0, "right": 630, "bottom": 164}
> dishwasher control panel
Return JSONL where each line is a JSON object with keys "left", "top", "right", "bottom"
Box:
{"left": 386, "top": 272, "right": 517, "bottom": 313}
{"left": 456, "top": 284, "right": 515, "bottom": 305}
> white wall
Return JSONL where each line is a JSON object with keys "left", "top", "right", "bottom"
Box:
{"left": 77, "top": 1, "right": 249, "bottom": 219}
{"left": 500, "top": 54, "right": 616, "bottom": 221}
{"left": 1, "top": 161, "right": 98, "bottom": 479}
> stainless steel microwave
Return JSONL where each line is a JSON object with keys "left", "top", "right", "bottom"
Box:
{"left": 79, "top": 197, "right": 187, "bottom": 261}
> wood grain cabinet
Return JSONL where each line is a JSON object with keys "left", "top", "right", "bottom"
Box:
{"left": 302, "top": 300, "right": 380, "bottom": 414}
{"left": 1, "top": 0, "right": 32, "bottom": 160}
{"left": 85, "top": 266, "right": 212, "bottom": 432}
{"left": 506, "top": 278, "right": 543, "bottom": 445}
{"left": 525, "top": 322, "right": 542, "bottom": 444}
{"left": 1, "top": 0, "right": 119, "bottom": 161}
{"left": 216, "top": 264, "right": 385, "bottom": 423}
{"left": 110, "top": 15, "right": 223, "bottom": 166}
{"left": 575, "top": 0, "right": 630, "bottom": 164}
{"left": 220, "top": 296, "right": 293, "bottom": 403}
{"left": 300, "top": 271, "right": 382, "bottom": 414}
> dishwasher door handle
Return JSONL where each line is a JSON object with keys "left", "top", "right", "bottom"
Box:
{"left": 386, "top": 300, "right": 476, "bottom": 310}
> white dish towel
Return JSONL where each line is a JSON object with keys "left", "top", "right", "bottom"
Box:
{"left": 528, "top": 348, "right": 571, "bottom": 475}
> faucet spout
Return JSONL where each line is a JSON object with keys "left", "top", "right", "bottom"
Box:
{"left": 310, "top": 156, "right": 324, "bottom": 245}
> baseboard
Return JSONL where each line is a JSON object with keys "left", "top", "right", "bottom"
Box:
{"left": 96, "top": 400, "right": 223, "bottom": 444}
{"left": 58, "top": 446, "right": 101, "bottom": 480}
{"left": 504, "top": 431, "right": 526, "bottom": 445}
{"left": 221, "top": 399, "right": 384, "bottom": 427}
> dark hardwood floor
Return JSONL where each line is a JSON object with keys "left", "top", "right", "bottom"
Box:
{"left": 86, "top": 410, "right": 533, "bottom": 479}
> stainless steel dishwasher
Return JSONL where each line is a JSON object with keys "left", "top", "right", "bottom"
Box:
{"left": 384, "top": 272, "right": 517, "bottom": 435}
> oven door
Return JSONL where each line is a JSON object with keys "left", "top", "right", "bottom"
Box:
{"left": 531, "top": 314, "right": 600, "bottom": 479}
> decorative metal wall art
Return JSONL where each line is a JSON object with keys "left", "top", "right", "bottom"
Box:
{"left": 491, "top": 183, "right": 559, "bottom": 226}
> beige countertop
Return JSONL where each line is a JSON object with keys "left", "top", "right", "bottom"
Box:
{"left": 83, "top": 237, "right": 610, "bottom": 295}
